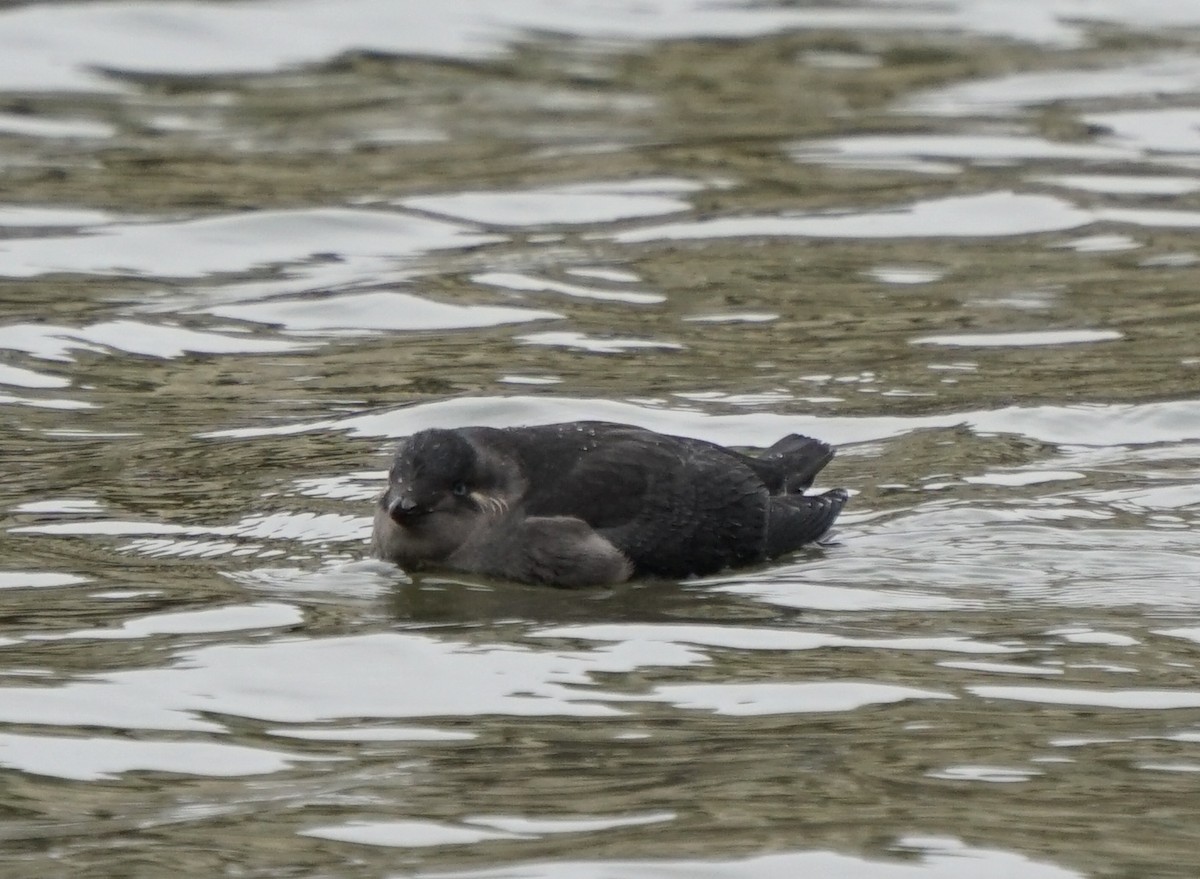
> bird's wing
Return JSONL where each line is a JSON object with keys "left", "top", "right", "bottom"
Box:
{"left": 512, "top": 426, "right": 770, "bottom": 577}
{"left": 514, "top": 426, "right": 673, "bottom": 527}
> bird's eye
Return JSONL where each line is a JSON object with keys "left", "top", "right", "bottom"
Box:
{"left": 451, "top": 481, "right": 468, "bottom": 497}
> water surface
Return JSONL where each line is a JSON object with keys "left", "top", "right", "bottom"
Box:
{"left": 3, "top": 1, "right": 1200, "bottom": 877}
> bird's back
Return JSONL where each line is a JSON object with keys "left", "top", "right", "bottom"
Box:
{"left": 465, "top": 422, "right": 772, "bottom": 577}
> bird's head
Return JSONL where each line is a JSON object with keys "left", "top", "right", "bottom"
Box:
{"left": 372, "top": 427, "right": 526, "bottom": 567}
{"left": 379, "top": 427, "right": 517, "bottom": 533}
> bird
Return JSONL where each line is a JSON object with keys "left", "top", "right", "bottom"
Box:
{"left": 371, "top": 420, "right": 848, "bottom": 588}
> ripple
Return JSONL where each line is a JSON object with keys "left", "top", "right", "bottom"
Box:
{"left": 0, "top": 631, "right": 705, "bottom": 731}
{"left": 412, "top": 837, "right": 1084, "bottom": 878}
{"left": 963, "top": 470, "right": 1085, "bottom": 487}
{"left": 209, "top": 290, "right": 560, "bottom": 334}
{"left": 31, "top": 602, "right": 303, "bottom": 641}
{"left": 11, "top": 510, "right": 372, "bottom": 562}
{"left": 0, "top": 113, "right": 114, "bottom": 139}
{"left": 970, "top": 685, "right": 1200, "bottom": 710}
{"left": 912, "top": 329, "right": 1122, "bottom": 347}
{"left": 0, "top": 318, "right": 303, "bottom": 361}
{"left": 401, "top": 178, "right": 703, "bottom": 226}
{"left": 301, "top": 820, "right": 522, "bottom": 847}
{"left": 903, "top": 54, "right": 1200, "bottom": 116}
{"left": 938, "top": 660, "right": 1063, "bottom": 676}
{"left": 646, "top": 681, "right": 953, "bottom": 715}
{"left": 927, "top": 765, "right": 1041, "bottom": 783}
{"left": 682, "top": 312, "right": 779, "bottom": 323}
{"left": 713, "top": 578, "right": 960, "bottom": 612}
{"left": 1033, "top": 174, "right": 1200, "bottom": 196}
{"left": 0, "top": 204, "right": 114, "bottom": 226}
{"left": 302, "top": 811, "right": 674, "bottom": 848}
{"left": 791, "top": 134, "right": 1135, "bottom": 166}
{"left": 1055, "top": 234, "right": 1140, "bottom": 253}
{"left": 0, "top": 207, "right": 499, "bottom": 279}
{"left": 0, "top": 392, "right": 96, "bottom": 410}
{"left": 0, "top": 571, "right": 89, "bottom": 590}
{"left": 516, "top": 330, "right": 682, "bottom": 354}
{"left": 473, "top": 271, "right": 664, "bottom": 305}
{"left": 227, "top": 512, "right": 371, "bottom": 542}
{"left": 865, "top": 264, "right": 946, "bottom": 285}
{"left": 615, "top": 192, "right": 1093, "bottom": 242}
{"left": 0, "top": 731, "right": 312, "bottom": 781}
{"left": 535, "top": 623, "right": 1019, "bottom": 654}
{"left": 464, "top": 812, "right": 674, "bottom": 835}
{"left": 268, "top": 726, "right": 477, "bottom": 742}
{"left": 1086, "top": 107, "right": 1200, "bottom": 155}
{"left": 1049, "top": 628, "right": 1139, "bottom": 647}
{"left": 293, "top": 472, "right": 382, "bottom": 502}
{"left": 205, "top": 394, "right": 1200, "bottom": 449}
{"left": 0, "top": 0, "right": 1041, "bottom": 94}
{"left": 0, "top": 363, "right": 70, "bottom": 389}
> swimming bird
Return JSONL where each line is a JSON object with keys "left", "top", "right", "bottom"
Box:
{"left": 372, "top": 421, "right": 847, "bottom": 587}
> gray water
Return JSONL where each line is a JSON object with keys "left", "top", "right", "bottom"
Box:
{"left": 3, "top": 1, "right": 1200, "bottom": 877}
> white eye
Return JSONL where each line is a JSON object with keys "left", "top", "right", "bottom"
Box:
{"left": 452, "top": 481, "right": 468, "bottom": 497}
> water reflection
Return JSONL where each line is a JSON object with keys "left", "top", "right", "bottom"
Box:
{"left": 3, "top": 0, "right": 1200, "bottom": 876}
{"left": 411, "top": 838, "right": 1086, "bottom": 879}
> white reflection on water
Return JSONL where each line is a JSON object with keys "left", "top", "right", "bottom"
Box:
{"left": 0, "top": 207, "right": 499, "bottom": 279}
{"left": 0, "top": 391, "right": 95, "bottom": 410}
{"left": 0, "top": 0, "right": 1131, "bottom": 95}
{"left": 5, "top": 0, "right": 1200, "bottom": 95}
{"left": 31, "top": 602, "right": 303, "bottom": 641}
{"left": 209, "top": 290, "right": 560, "bottom": 334}
{"left": 791, "top": 134, "right": 1135, "bottom": 165}
{"left": 1033, "top": 174, "right": 1200, "bottom": 196}
{"left": 0, "top": 631, "right": 704, "bottom": 731}
{"left": 1054, "top": 234, "right": 1140, "bottom": 253}
{"left": 0, "top": 571, "right": 89, "bottom": 590}
{"left": 903, "top": 53, "right": 1200, "bottom": 116}
{"left": 0, "top": 113, "right": 114, "bottom": 139}
{"left": 962, "top": 471, "right": 1085, "bottom": 487}
{"left": 614, "top": 192, "right": 1093, "bottom": 242}
{"left": 0, "top": 205, "right": 114, "bottom": 226}
{"left": 0, "top": 363, "right": 70, "bottom": 388}
{"left": 814, "top": 510, "right": 1200, "bottom": 607}
{"left": 474, "top": 271, "right": 664, "bottom": 305}
{"left": 303, "top": 820, "right": 523, "bottom": 847}
{"left": 534, "top": 623, "right": 1018, "bottom": 654}
{"left": 0, "top": 731, "right": 313, "bottom": 780}
{"left": 206, "top": 393, "right": 1200, "bottom": 449}
{"left": 646, "top": 681, "right": 953, "bottom": 715}
{"left": 969, "top": 685, "right": 1200, "bottom": 709}
{"left": 410, "top": 835, "right": 1084, "bottom": 878}
{"left": 927, "top": 765, "right": 1041, "bottom": 783}
{"left": 1088, "top": 107, "right": 1200, "bottom": 154}
{"left": 516, "top": 330, "right": 683, "bottom": 354}
{"left": 401, "top": 178, "right": 704, "bottom": 226}
{"left": 269, "top": 726, "right": 477, "bottom": 742}
{"left": 12, "top": 511, "right": 370, "bottom": 543}
{"left": 465, "top": 812, "right": 675, "bottom": 835}
{"left": 712, "top": 577, "right": 959, "bottom": 612}
{"left": 615, "top": 189, "right": 1200, "bottom": 244}
{"left": 0, "top": 320, "right": 305, "bottom": 360}
{"left": 912, "top": 330, "right": 1122, "bottom": 347}
{"left": 937, "top": 660, "right": 1063, "bottom": 676}
{"left": 865, "top": 265, "right": 946, "bottom": 285}
{"left": 303, "top": 811, "right": 675, "bottom": 848}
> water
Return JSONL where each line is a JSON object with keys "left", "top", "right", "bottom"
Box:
{"left": 2, "top": 1, "right": 1200, "bottom": 876}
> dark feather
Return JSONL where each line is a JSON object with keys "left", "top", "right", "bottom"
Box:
{"left": 372, "top": 420, "right": 847, "bottom": 586}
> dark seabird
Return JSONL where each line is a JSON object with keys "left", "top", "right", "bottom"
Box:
{"left": 372, "top": 421, "right": 848, "bottom": 587}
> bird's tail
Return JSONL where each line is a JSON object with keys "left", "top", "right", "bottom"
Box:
{"left": 765, "top": 488, "right": 849, "bottom": 558}
{"left": 755, "top": 434, "right": 835, "bottom": 493}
